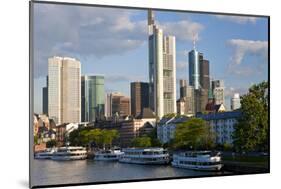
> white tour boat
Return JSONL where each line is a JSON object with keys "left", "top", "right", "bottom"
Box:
{"left": 171, "top": 151, "right": 223, "bottom": 171}
{"left": 51, "top": 146, "right": 87, "bottom": 160}
{"left": 94, "top": 149, "right": 124, "bottom": 161}
{"left": 35, "top": 148, "right": 56, "bottom": 159}
{"left": 119, "top": 148, "right": 170, "bottom": 165}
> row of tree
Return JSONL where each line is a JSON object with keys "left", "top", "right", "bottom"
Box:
{"left": 68, "top": 128, "right": 119, "bottom": 149}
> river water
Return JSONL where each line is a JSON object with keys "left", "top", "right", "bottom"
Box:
{"left": 31, "top": 159, "right": 230, "bottom": 187}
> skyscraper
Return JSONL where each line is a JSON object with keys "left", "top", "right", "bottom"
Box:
{"left": 148, "top": 10, "right": 176, "bottom": 118}
{"left": 107, "top": 92, "right": 131, "bottom": 117}
{"left": 81, "top": 75, "right": 105, "bottom": 122}
{"left": 231, "top": 93, "right": 241, "bottom": 110}
{"left": 42, "top": 76, "right": 48, "bottom": 115}
{"left": 188, "top": 45, "right": 210, "bottom": 113}
{"left": 179, "top": 79, "right": 187, "bottom": 98}
{"left": 212, "top": 80, "right": 225, "bottom": 105}
{"left": 189, "top": 49, "right": 201, "bottom": 90}
{"left": 48, "top": 56, "right": 81, "bottom": 124}
{"left": 130, "top": 82, "right": 149, "bottom": 117}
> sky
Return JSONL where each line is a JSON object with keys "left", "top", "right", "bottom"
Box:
{"left": 33, "top": 3, "right": 269, "bottom": 114}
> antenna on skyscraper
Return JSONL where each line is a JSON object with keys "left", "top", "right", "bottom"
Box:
{"left": 192, "top": 33, "right": 196, "bottom": 50}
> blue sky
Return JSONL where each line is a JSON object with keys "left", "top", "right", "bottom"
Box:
{"left": 33, "top": 3, "right": 268, "bottom": 113}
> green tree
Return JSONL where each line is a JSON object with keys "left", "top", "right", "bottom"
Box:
{"left": 101, "top": 129, "right": 119, "bottom": 149}
{"left": 233, "top": 81, "right": 268, "bottom": 152}
{"left": 46, "top": 139, "right": 57, "bottom": 148}
{"left": 148, "top": 127, "right": 162, "bottom": 147}
{"left": 34, "top": 135, "right": 39, "bottom": 145}
{"left": 131, "top": 136, "right": 152, "bottom": 147}
{"left": 174, "top": 118, "right": 215, "bottom": 150}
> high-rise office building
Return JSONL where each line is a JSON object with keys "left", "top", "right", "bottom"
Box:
{"left": 130, "top": 82, "right": 149, "bottom": 117}
{"left": 81, "top": 75, "right": 105, "bottom": 122}
{"left": 107, "top": 92, "right": 131, "bottom": 117}
{"left": 189, "top": 49, "right": 201, "bottom": 90}
{"left": 188, "top": 45, "right": 210, "bottom": 113}
{"left": 179, "top": 79, "right": 187, "bottom": 98}
{"left": 185, "top": 85, "right": 195, "bottom": 115}
{"left": 231, "top": 93, "right": 241, "bottom": 110}
{"left": 42, "top": 76, "right": 48, "bottom": 115}
{"left": 148, "top": 10, "right": 176, "bottom": 118}
{"left": 48, "top": 56, "right": 81, "bottom": 124}
{"left": 200, "top": 59, "right": 210, "bottom": 90}
{"left": 212, "top": 80, "right": 225, "bottom": 105}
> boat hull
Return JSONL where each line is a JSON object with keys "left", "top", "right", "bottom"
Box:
{"left": 51, "top": 155, "right": 87, "bottom": 161}
{"left": 171, "top": 162, "right": 223, "bottom": 171}
{"left": 119, "top": 158, "right": 169, "bottom": 165}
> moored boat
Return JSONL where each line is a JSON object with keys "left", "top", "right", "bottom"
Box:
{"left": 52, "top": 146, "right": 87, "bottom": 161}
{"left": 94, "top": 149, "right": 124, "bottom": 161}
{"left": 171, "top": 151, "right": 223, "bottom": 171}
{"left": 35, "top": 148, "right": 56, "bottom": 159}
{"left": 119, "top": 148, "right": 170, "bottom": 165}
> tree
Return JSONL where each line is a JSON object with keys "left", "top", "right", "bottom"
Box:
{"left": 233, "top": 81, "right": 268, "bottom": 152}
{"left": 148, "top": 127, "right": 162, "bottom": 147}
{"left": 101, "top": 129, "right": 119, "bottom": 149}
{"left": 131, "top": 136, "right": 152, "bottom": 147}
{"left": 46, "top": 139, "right": 57, "bottom": 148}
{"left": 174, "top": 118, "right": 215, "bottom": 150}
{"left": 34, "top": 135, "right": 39, "bottom": 145}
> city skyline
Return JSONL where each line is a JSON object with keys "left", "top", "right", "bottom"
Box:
{"left": 33, "top": 4, "right": 268, "bottom": 113}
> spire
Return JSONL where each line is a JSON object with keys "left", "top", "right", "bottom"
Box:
{"left": 192, "top": 33, "right": 196, "bottom": 50}
{"left": 148, "top": 9, "right": 155, "bottom": 26}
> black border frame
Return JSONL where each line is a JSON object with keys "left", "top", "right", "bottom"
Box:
{"left": 29, "top": 0, "right": 270, "bottom": 188}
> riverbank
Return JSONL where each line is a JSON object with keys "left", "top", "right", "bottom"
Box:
{"left": 222, "top": 156, "right": 269, "bottom": 173}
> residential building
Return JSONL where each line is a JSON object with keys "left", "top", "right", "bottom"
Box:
{"left": 148, "top": 10, "right": 176, "bottom": 118}
{"left": 81, "top": 75, "right": 105, "bottom": 122}
{"left": 197, "top": 111, "right": 242, "bottom": 145}
{"left": 157, "top": 111, "right": 241, "bottom": 145}
{"left": 56, "top": 123, "right": 79, "bottom": 143}
{"left": 120, "top": 108, "right": 156, "bottom": 147}
{"left": 130, "top": 82, "right": 149, "bottom": 117}
{"left": 48, "top": 56, "right": 81, "bottom": 124}
{"left": 231, "top": 93, "right": 241, "bottom": 110}
{"left": 157, "top": 116, "right": 189, "bottom": 144}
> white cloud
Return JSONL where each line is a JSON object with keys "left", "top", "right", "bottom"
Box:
{"left": 159, "top": 20, "right": 204, "bottom": 41}
{"left": 228, "top": 39, "right": 268, "bottom": 65}
{"left": 226, "top": 39, "right": 268, "bottom": 77}
{"left": 33, "top": 4, "right": 147, "bottom": 77}
{"left": 215, "top": 15, "right": 258, "bottom": 24}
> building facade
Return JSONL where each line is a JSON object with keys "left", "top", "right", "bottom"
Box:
{"left": 212, "top": 80, "right": 225, "bottom": 105}
{"left": 130, "top": 82, "right": 149, "bottom": 117}
{"left": 198, "top": 111, "right": 242, "bottom": 145}
{"left": 148, "top": 10, "right": 176, "bottom": 118}
{"left": 231, "top": 93, "right": 241, "bottom": 110}
{"left": 107, "top": 92, "right": 131, "bottom": 117}
{"left": 48, "top": 56, "right": 81, "bottom": 124}
{"left": 42, "top": 76, "right": 48, "bottom": 115}
{"left": 157, "top": 111, "right": 241, "bottom": 145}
{"left": 81, "top": 75, "right": 105, "bottom": 122}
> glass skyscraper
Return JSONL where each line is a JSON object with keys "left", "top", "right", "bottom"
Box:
{"left": 81, "top": 75, "right": 105, "bottom": 122}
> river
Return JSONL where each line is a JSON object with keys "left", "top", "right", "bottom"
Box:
{"left": 31, "top": 159, "right": 231, "bottom": 187}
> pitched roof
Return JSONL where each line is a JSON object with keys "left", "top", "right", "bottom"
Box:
{"left": 136, "top": 108, "right": 156, "bottom": 119}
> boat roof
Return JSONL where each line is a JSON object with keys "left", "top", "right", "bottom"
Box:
{"left": 122, "top": 148, "right": 165, "bottom": 152}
